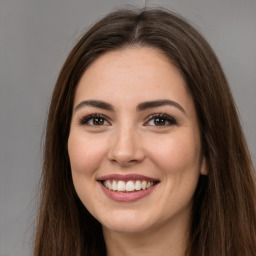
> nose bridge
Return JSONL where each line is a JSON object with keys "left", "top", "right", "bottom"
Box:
{"left": 108, "top": 121, "right": 144, "bottom": 165}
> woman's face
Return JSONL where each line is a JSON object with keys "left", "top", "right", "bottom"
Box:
{"left": 68, "top": 47, "right": 206, "bottom": 235}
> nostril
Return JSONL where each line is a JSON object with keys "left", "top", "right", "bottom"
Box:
{"left": 107, "top": 133, "right": 145, "bottom": 164}
{"left": 108, "top": 147, "right": 145, "bottom": 166}
{"left": 109, "top": 158, "right": 137, "bottom": 167}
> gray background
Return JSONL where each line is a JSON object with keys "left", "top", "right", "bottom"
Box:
{"left": 0, "top": 0, "right": 255, "bottom": 255}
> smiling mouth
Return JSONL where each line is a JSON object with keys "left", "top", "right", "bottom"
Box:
{"left": 101, "top": 180, "right": 158, "bottom": 192}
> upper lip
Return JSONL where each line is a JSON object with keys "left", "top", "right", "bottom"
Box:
{"left": 97, "top": 174, "right": 159, "bottom": 182}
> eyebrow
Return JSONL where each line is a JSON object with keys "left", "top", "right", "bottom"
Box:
{"left": 136, "top": 100, "right": 186, "bottom": 114}
{"left": 74, "top": 100, "right": 114, "bottom": 112}
{"left": 74, "top": 99, "right": 186, "bottom": 114}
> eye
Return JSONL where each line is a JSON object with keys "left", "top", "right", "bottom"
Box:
{"left": 145, "top": 113, "right": 177, "bottom": 127}
{"left": 79, "top": 114, "right": 111, "bottom": 126}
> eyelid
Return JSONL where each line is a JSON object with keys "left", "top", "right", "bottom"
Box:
{"left": 144, "top": 113, "right": 177, "bottom": 126}
{"left": 78, "top": 112, "right": 177, "bottom": 127}
{"left": 79, "top": 113, "right": 111, "bottom": 126}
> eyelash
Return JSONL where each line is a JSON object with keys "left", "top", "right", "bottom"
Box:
{"left": 79, "top": 114, "right": 110, "bottom": 126}
{"left": 79, "top": 113, "right": 177, "bottom": 127}
{"left": 145, "top": 113, "right": 177, "bottom": 127}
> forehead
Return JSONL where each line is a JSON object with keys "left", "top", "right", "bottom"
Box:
{"left": 74, "top": 46, "right": 192, "bottom": 108}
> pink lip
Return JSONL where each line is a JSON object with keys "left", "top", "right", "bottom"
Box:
{"left": 99, "top": 182, "right": 158, "bottom": 202}
{"left": 97, "top": 173, "right": 159, "bottom": 182}
{"left": 97, "top": 173, "right": 159, "bottom": 202}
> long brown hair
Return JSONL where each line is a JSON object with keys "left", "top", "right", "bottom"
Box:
{"left": 34, "top": 8, "right": 256, "bottom": 256}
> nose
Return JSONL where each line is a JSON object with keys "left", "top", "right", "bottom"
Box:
{"left": 108, "top": 125, "right": 145, "bottom": 167}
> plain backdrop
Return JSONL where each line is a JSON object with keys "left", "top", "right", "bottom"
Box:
{"left": 0, "top": 0, "right": 255, "bottom": 255}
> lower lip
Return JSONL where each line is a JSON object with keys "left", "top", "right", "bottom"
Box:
{"left": 99, "top": 182, "right": 157, "bottom": 202}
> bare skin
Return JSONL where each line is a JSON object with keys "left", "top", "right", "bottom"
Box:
{"left": 68, "top": 46, "right": 206, "bottom": 256}
{"left": 103, "top": 206, "right": 189, "bottom": 256}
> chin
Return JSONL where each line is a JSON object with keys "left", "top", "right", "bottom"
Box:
{"left": 100, "top": 210, "right": 153, "bottom": 234}
{"left": 103, "top": 222, "right": 151, "bottom": 234}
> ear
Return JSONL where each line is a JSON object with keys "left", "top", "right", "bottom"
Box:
{"left": 200, "top": 156, "right": 207, "bottom": 175}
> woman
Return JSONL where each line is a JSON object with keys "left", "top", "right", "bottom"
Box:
{"left": 33, "top": 8, "right": 256, "bottom": 256}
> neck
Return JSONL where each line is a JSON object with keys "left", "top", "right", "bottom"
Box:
{"left": 103, "top": 215, "right": 189, "bottom": 256}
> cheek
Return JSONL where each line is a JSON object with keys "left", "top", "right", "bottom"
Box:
{"left": 146, "top": 131, "right": 202, "bottom": 176}
{"left": 68, "top": 132, "right": 107, "bottom": 176}
{"left": 67, "top": 132, "right": 108, "bottom": 212}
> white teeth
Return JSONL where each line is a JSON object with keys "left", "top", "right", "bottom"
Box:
{"left": 147, "top": 181, "right": 153, "bottom": 189}
{"left": 105, "top": 180, "right": 111, "bottom": 189}
{"left": 126, "top": 181, "right": 135, "bottom": 191}
{"left": 135, "top": 180, "right": 142, "bottom": 190}
{"left": 141, "top": 180, "right": 147, "bottom": 190}
{"left": 117, "top": 181, "right": 126, "bottom": 191}
{"left": 112, "top": 180, "right": 118, "bottom": 191}
{"left": 103, "top": 180, "right": 155, "bottom": 192}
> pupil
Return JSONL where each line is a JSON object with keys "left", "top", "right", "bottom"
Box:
{"left": 154, "top": 118, "right": 166, "bottom": 125}
{"left": 93, "top": 118, "right": 104, "bottom": 125}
